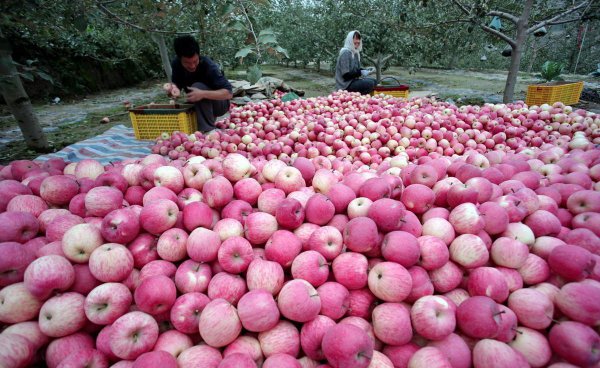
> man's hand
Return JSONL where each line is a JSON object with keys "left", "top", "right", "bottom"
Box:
{"left": 185, "top": 87, "right": 205, "bottom": 103}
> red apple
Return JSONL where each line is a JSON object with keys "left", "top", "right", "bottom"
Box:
{"left": 456, "top": 296, "right": 502, "bottom": 339}
{"left": 38, "top": 292, "right": 87, "bottom": 337}
{"left": 548, "top": 320, "right": 600, "bottom": 367}
{"left": 170, "top": 292, "right": 210, "bottom": 334}
{"left": 548, "top": 244, "right": 595, "bottom": 281}
{"left": 110, "top": 311, "right": 159, "bottom": 360}
{"left": 90, "top": 243, "right": 134, "bottom": 284}
{"left": 0, "top": 242, "right": 35, "bottom": 287}
{"left": 199, "top": 298, "right": 242, "bottom": 348}
{"left": 277, "top": 279, "right": 321, "bottom": 323}
{"left": 368, "top": 262, "right": 412, "bottom": 302}
{"left": 246, "top": 258, "right": 284, "bottom": 295}
{"left": 372, "top": 302, "right": 412, "bottom": 346}
{"left": 0, "top": 211, "right": 39, "bottom": 244}
{"left": 507, "top": 288, "right": 554, "bottom": 330}
{"left": 24, "top": 255, "right": 74, "bottom": 300}
{"left": 322, "top": 323, "right": 374, "bottom": 368}
{"left": 331, "top": 251, "right": 368, "bottom": 290}
{"left": 472, "top": 339, "right": 529, "bottom": 368}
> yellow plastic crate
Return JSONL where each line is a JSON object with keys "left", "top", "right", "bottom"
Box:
{"left": 525, "top": 81, "right": 584, "bottom": 106}
{"left": 371, "top": 88, "right": 410, "bottom": 99}
{"left": 370, "top": 77, "right": 410, "bottom": 99}
{"left": 129, "top": 104, "right": 197, "bottom": 140}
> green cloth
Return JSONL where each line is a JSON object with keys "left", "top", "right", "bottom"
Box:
{"left": 282, "top": 92, "right": 300, "bottom": 102}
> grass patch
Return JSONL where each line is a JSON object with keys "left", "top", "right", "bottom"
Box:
{"left": 1, "top": 115, "right": 128, "bottom": 165}
{"left": 0, "top": 98, "right": 168, "bottom": 165}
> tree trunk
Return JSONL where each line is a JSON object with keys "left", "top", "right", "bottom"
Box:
{"left": 152, "top": 34, "right": 172, "bottom": 81}
{"left": 369, "top": 53, "right": 393, "bottom": 84}
{"left": 0, "top": 36, "right": 49, "bottom": 151}
{"left": 568, "top": 23, "right": 584, "bottom": 72}
{"left": 503, "top": 0, "right": 534, "bottom": 103}
{"left": 527, "top": 36, "right": 537, "bottom": 73}
{"left": 316, "top": 59, "right": 321, "bottom": 72}
{"left": 375, "top": 54, "right": 383, "bottom": 84}
{"left": 197, "top": 4, "right": 207, "bottom": 46}
{"left": 448, "top": 52, "right": 460, "bottom": 69}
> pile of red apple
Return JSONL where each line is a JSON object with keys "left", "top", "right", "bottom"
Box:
{"left": 1, "top": 92, "right": 600, "bottom": 368}
{"left": 151, "top": 92, "right": 599, "bottom": 167}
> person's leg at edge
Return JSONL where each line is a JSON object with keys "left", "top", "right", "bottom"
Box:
{"left": 191, "top": 82, "right": 231, "bottom": 133}
{"left": 347, "top": 78, "right": 376, "bottom": 95}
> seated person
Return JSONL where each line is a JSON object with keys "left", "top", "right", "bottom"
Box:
{"left": 170, "top": 35, "right": 233, "bottom": 133}
{"left": 334, "top": 30, "right": 376, "bottom": 95}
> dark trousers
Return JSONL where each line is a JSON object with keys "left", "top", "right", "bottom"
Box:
{"left": 347, "top": 78, "right": 377, "bottom": 95}
{"left": 191, "top": 82, "right": 230, "bottom": 133}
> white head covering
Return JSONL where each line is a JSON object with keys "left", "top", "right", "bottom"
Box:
{"left": 340, "top": 30, "right": 362, "bottom": 60}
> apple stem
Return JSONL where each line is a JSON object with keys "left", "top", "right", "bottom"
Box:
{"left": 493, "top": 310, "right": 506, "bottom": 317}
{"left": 513, "top": 328, "right": 523, "bottom": 334}
{"left": 357, "top": 352, "right": 373, "bottom": 360}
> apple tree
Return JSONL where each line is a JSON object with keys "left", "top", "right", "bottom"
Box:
{"left": 443, "top": 0, "right": 596, "bottom": 102}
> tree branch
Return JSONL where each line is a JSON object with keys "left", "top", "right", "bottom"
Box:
{"left": 363, "top": 56, "right": 376, "bottom": 65}
{"left": 382, "top": 54, "right": 394, "bottom": 63}
{"left": 95, "top": 3, "right": 147, "bottom": 32}
{"left": 451, "top": 0, "right": 471, "bottom": 15}
{"left": 449, "top": 1, "right": 517, "bottom": 46}
{"left": 546, "top": 17, "right": 587, "bottom": 26}
{"left": 487, "top": 10, "right": 519, "bottom": 24}
{"left": 480, "top": 24, "right": 516, "bottom": 47}
{"left": 526, "top": 0, "right": 591, "bottom": 34}
{"left": 414, "top": 18, "right": 473, "bottom": 30}
{"left": 237, "top": 0, "right": 261, "bottom": 62}
{"left": 95, "top": 2, "right": 198, "bottom": 35}
{"left": 159, "top": 5, "right": 189, "bottom": 29}
{"left": 363, "top": 54, "right": 394, "bottom": 65}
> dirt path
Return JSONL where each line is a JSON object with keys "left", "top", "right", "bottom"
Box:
{"left": 0, "top": 81, "right": 164, "bottom": 146}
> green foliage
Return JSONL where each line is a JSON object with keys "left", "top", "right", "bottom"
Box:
{"left": 0, "top": 0, "right": 598, "bottom": 100}
{"left": 220, "top": 1, "right": 288, "bottom": 85}
{"left": 539, "top": 61, "right": 565, "bottom": 82}
{"left": 247, "top": 64, "right": 262, "bottom": 84}
{"left": 224, "top": 3, "right": 289, "bottom": 66}
{"left": 0, "top": 0, "right": 162, "bottom": 98}
{"left": 12, "top": 60, "right": 54, "bottom": 84}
